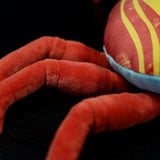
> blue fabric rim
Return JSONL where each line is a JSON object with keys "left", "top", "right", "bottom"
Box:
{"left": 103, "top": 46, "right": 160, "bottom": 93}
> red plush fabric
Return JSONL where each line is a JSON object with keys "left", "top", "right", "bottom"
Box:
{"left": 0, "top": 57, "right": 131, "bottom": 134}
{"left": 0, "top": 36, "right": 159, "bottom": 160}
{"left": 46, "top": 92, "right": 160, "bottom": 160}
{"left": 0, "top": 36, "right": 131, "bottom": 134}
{"left": 47, "top": 59, "right": 131, "bottom": 96}
{"left": 0, "top": 61, "right": 46, "bottom": 133}
{"left": 0, "top": 36, "right": 110, "bottom": 82}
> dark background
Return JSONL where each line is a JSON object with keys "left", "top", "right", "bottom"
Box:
{"left": 0, "top": 0, "right": 160, "bottom": 159}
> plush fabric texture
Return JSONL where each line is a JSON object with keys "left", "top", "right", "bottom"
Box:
{"left": 46, "top": 92, "right": 160, "bottom": 160}
{"left": 0, "top": 36, "right": 132, "bottom": 135}
{"left": 104, "top": 0, "right": 160, "bottom": 76}
{"left": 104, "top": 46, "right": 160, "bottom": 93}
{"left": 0, "top": 36, "right": 110, "bottom": 82}
{"left": 0, "top": 35, "right": 160, "bottom": 160}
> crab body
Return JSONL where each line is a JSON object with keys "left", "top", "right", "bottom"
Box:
{"left": 104, "top": 0, "right": 160, "bottom": 93}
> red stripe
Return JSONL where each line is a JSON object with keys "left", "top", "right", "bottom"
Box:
{"left": 124, "top": 0, "right": 154, "bottom": 75}
{"left": 140, "top": 0, "right": 160, "bottom": 74}
{"left": 104, "top": 0, "right": 139, "bottom": 72}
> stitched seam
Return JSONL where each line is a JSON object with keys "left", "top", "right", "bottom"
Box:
{"left": 44, "top": 60, "right": 47, "bottom": 86}
{"left": 60, "top": 40, "right": 67, "bottom": 59}
{"left": 44, "top": 36, "right": 52, "bottom": 58}
{"left": 87, "top": 97, "right": 108, "bottom": 133}
{"left": 98, "top": 97, "right": 108, "bottom": 131}
{"left": 84, "top": 99, "right": 96, "bottom": 133}
{"left": 55, "top": 60, "right": 61, "bottom": 89}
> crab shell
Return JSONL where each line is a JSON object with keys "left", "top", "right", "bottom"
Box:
{"left": 104, "top": 0, "right": 160, "bottom": 93}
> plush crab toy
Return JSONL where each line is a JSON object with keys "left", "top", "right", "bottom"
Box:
{"left": 0, "top": 0, "right": 160, "bottom": 159}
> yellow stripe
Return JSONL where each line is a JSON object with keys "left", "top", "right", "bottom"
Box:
{"left": 133, "top": 0, "right": 160, "bottom": 76}
{"left": 120, "top": 0, "right": 145, "bottom": 74}
{"left": 143, "top": 0, "right": 160, "bottom": 16}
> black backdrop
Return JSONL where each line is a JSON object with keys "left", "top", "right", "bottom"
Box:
{"left": 0, "top": 0, "right": 160, "bottom": 160}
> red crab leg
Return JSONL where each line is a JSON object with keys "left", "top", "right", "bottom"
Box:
{"left": 46, "top": 92, "right": 160, "bottom": 160}
{"left": 0, "top": 36, "right": 109, "bottom": 81}
{"left": 0, "top": 59, "right": 132, "bottom": 134}
{"left": 0, "top": 60, "right": 46, "bottom": 134}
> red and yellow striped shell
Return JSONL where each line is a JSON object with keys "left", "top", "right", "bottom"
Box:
{"left": 104, "top": 0, "right": 160, "bottom": 76}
